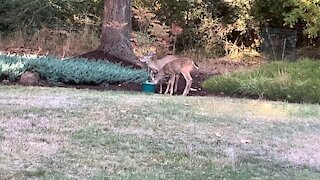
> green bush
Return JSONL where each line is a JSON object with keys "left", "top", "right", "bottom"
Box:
{"left": 0, "top": 55, "right": 28, "bottom": 81}
{"left": 203, "top": 59, "right": 320, "bottom": 104}
{"left": 0, "top": 55, "right": 149, "bottom": 84}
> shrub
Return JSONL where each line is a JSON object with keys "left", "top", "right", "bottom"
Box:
{"left": 0, "top": 55, "right": 28, "bottom": 81}
{"left": 203, "top": 59, "right": 320, "bottom": 104}
{"left": 0, "top": 55, "right": 149, "bottom": 84}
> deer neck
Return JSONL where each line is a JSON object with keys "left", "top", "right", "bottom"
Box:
{"left": 154, "top": 55, "right": 177, "bottom": 69}
{"left": 146, "top": 61, "right": 161, "bottom": 71}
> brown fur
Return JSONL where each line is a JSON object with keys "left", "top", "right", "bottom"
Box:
{"left": 152, "top": 57, "right": 198, "bottom": 96}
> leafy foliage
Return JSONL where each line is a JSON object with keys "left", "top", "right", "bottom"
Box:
{"left": 132, "top": 5, "right": 172, "bottom": 57}
{"left": 134, "top": 0, "right": 262, "bottom": 57}
{"left": 0, "top": 55, "right": 149, "bottom": 84}
{"left": 2, "top": 0, "right": 320, "bottom": 58}
{"left": 252, "top": 0, "right": 289, "bottom": 28}
{"left": 203, "top": 59, "right": 320, "bottom": 104}
{"left": 0, "top": 0, "right": 103, "bottom": 33}
{"left": 283, "top": 0, "right": 320, "bottom": 37}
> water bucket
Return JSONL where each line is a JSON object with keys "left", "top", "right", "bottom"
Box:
{"left": 142, "top": 81, "right": 156, "bottom": 93}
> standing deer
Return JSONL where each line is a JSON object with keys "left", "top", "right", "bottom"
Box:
{"left": 140, "top": 53, "right": 178, "bottom": 93}
{"left": 140, "top": 53, "right": 178, "bottom": 72}
{"left": 140, "top": 54, "right": 198, "bottom": 96}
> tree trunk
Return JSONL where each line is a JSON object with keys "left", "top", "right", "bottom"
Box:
{"left": 99, "top": 0, "right": 137, "bottom": 63}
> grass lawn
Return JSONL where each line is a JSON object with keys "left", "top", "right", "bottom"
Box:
{"left": 1, "top": 85, "right": 320, "bottom": 179}
{"left": 203, "top": 59, "right": 320, "bottom": 104}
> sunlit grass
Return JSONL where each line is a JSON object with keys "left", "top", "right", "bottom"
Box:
{"left": 203, "top": 59, "right": 320, "bottom": 104}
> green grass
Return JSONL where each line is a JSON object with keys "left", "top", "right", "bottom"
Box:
{"left": 203, "top": 59, "right": 320, "bottom": 104}
{"left": 1, "top": 85, "right": 320, "bottom": 179}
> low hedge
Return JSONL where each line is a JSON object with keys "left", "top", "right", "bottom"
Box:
{"left": 0, "top": 54, "right": 149, "bottom": 84}
{"left": 203, "top": 59, "right": 320, "bottom": 104}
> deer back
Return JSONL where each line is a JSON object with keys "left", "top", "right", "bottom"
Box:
{"left": 154, "top": 55, "right": 178, "bottom": 70}
{"left": 163, "top": 57, "right": 195, "bottom": 74}
{"left": 180, "top": 58, "right": 196, "bottom": 73}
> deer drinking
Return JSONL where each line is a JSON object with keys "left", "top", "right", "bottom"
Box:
{"left": 140, "top": 54, "right": 198, "bottom": 96}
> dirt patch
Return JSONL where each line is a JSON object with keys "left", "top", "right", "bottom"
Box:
{"left": 79, "top": 50, "right": 142, "bottom": 69}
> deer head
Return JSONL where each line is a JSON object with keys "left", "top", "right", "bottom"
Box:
{"left": 139, "top": 52, "right": 160, "bottom": 71}
{"left": 149, "top": 70, "right": 166, "bottom": 84}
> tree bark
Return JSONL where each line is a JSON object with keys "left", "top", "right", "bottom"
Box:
{"left": 99, "top": 0, "right": 137, "bottom": 63}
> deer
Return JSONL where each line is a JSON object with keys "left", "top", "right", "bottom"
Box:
{"left": 140, "top": 54, "right": 198, "bottom": 96}
{"left": 139, "top": 53, "right": 178, "bottom": 72}
{"left": 140, "top": 53, "right": 178, "bottom": 93}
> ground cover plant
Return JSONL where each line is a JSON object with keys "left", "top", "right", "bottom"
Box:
{"left": 0, "top": 54, "right": 149, "bottom": 84}
{"left": 1, "top": 85, "right": 320, "bottom": 179}
{"left": 203, "top": 59, "right": 320, "bottom": 104}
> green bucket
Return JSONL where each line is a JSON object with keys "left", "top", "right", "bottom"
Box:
{"left": 142, "top": 81, "right": 156, "bottom": 93}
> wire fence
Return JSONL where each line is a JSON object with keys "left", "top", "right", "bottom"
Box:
{"left": 261, "top": 28, "right": 297, "bottom": 61}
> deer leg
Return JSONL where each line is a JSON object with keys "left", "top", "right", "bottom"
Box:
{"left": 159, "top": 79, "right": 163, "bottom": 94}
{"left": 164, "top": 74, "right": 175, "bottom": 95}
{"left": 160, "top": 76, "right": 168, "bottom": 94}
{"left": 169, "top": 74, "right": 176, "bottom": 95}
{"left": 164, "top": 78, "right": 171, "bottom": 94}
{"left": 159, "top": 84, "right": 163, "bottom": 94}
{"left": 181, "top": 72, "right": 193, "bottom": 96}
{"left": 174, "top": 74, "right": 180, "bottom": 93}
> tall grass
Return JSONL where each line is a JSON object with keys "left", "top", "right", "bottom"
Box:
{"left": 0, "top": 27, "right": 100, "bottom": 58}
{"left": 203, "top": 59, "right": 320, "bottom": 104}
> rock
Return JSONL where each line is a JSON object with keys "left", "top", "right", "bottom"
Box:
{"left": 19, "top": 71, "right": 39, "bottom": 85}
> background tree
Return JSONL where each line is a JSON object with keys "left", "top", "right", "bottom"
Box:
{"left": 98, "top": 0, "right": 137, "bottom": 64}
{"left": 2, "top": 0, "right": 320, "bottom": 59}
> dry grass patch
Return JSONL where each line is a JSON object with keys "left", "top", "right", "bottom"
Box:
{"left": 0, "top": 27, "right": 100, "bottom": 58}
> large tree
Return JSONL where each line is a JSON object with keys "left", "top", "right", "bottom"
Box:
{"left": 99, "top": 0, "right": 137, "bottom": 63}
